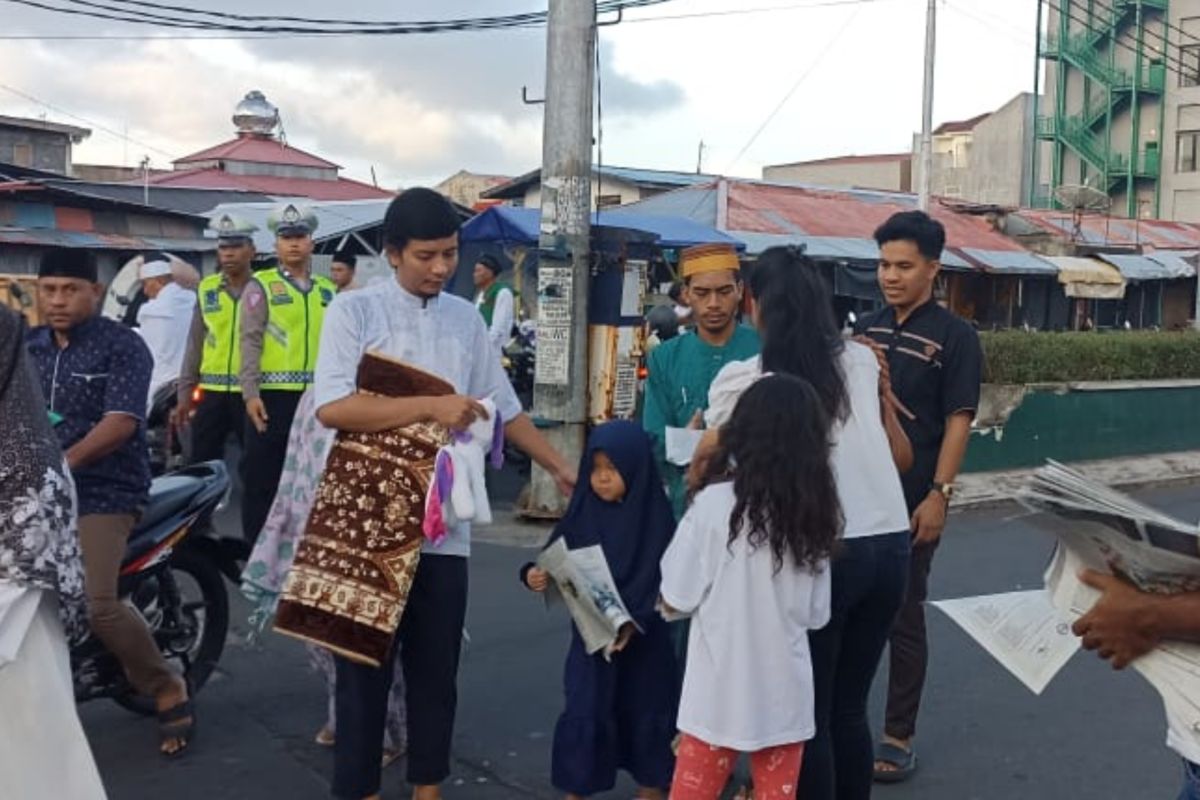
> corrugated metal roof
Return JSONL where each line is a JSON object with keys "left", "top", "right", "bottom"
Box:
{"left": 146, "top": 167, "right": 393, "bottom": 201}
{"left": 206, "top": 199, "right": 392, "bottom": 253}
{"left": 1095, "top": 253, "right": 1189, "bottom": 281}
{"left": 38, "top": 179, "right": 270, "bottom": 215}
{"left": 1015, "top": 210, "right": 1200, "bottom": 249}
{"left": 1145, "top": 251, "right": 1198, "bottom": 278}
{"left": 482, "top": 166, "right": 716, "bottom": 200}
{"left": 623, "top": 180, "right": 1043, "bottom": 272}
{"left": 175, "top": 136, "right": 339, "bottom": 169}
{"left": 0, "top": 228, "right": 214, "bottom": 251}
{"left": 957, "top": 248, "right": 1058, "bottom": 275}
{"left": 729, "top": 230, "right": 974, "bottom": 269}
{"left": 625, "top": 180, "right": 1027, "bottom": 251}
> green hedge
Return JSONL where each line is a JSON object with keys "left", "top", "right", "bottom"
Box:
{"left": 980, "top": 330, "right": 1200, "bottom": 384}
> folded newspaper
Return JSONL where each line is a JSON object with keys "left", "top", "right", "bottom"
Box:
{"left": 536, "top": 538, "right": 638, "bottom": 660}
{"left": 933, "top": 461, "right": 1200, "bottom": 756}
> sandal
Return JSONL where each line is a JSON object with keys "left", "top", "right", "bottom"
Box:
{"left": 873, "top": 741, "right": 917, "bottom": 783}
{"left": 157, "top": 696, "right": 196, "bottom": 758}
{"left": 381, "top": 743, "right": 406, "bottom": 769}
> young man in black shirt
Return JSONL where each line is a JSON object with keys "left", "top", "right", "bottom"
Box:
{"left": 855, "top": 211, "right": 983, "bottom": 783}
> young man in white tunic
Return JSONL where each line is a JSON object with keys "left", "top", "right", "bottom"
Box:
{"left": 313, "top": 188, "right": 575, "bottom": 800}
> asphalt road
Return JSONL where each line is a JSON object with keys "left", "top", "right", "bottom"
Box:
{"left": 79, "top": 481, "right": 1200, "bottom": 799}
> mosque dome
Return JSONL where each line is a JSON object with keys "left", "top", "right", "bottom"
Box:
{"left": 232, "top": 90, "right": 279, "bottom": 137}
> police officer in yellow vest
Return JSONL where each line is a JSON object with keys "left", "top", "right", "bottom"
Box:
{"left": 238, "top": 203, "right": 336, "bottom": 544}
{"left": 174, "top": 213, "right": 258, "bottom": 465}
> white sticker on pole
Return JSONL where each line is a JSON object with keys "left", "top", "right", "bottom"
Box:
{"left": 536, "top": 266, "right": 574, "bottom": 385}
{"left": 621, "top": 260, "right": 647, "bottom": 318}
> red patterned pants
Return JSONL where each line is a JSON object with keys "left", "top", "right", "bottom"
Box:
{"left": 669, "top": 733, "right": 805, "bottom": 800}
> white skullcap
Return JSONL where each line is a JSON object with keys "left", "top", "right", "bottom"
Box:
{"left": 140, "top": 260, "right": 173, "bottom": 280}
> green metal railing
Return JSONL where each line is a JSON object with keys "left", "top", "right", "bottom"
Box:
{"left": 1036, "top": 0, "right": 1167, "bottom": 216}
{"left": 1137, "top": 148, "right": 1162, "bottom": 177}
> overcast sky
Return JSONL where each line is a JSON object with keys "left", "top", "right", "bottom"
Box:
{"left": 0, "top": 0, "right": 1039, "bottom": 188}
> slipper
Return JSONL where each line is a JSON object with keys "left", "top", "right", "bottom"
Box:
{"left": 158, "top": 697, "right": 196, "bottom": 759}
{"left": 314, "top": 727, "right": 335, "bottom": 747}
{"left": 873, "top": 741, "right": 917, "bottom": 783}
{"left": 381, "top": 744, "right": 406, "bottom": 769}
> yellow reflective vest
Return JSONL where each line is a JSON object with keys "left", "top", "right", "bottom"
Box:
{"left": 197, "top": 273, "right": 242, "bottom": 393}
{"left": 253, "top": 267, "right": 336, "bottom": 391}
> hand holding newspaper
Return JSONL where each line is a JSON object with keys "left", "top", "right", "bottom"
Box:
{"left": 536, "top": 538, "right": 639, "bottom": 660}
{"left": 933, "top": 461, "right": 1200, "bottom": 761}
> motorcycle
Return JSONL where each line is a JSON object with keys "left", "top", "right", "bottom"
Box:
{"left": 503, "top": 319, "right": 536, "bottom": 411}
{"left": 72, "top": 460, "right": 246, "bottom": 715}
{"left": 502, "top": 321, "right": 536, "bottom": 472}
{"left": 146, "top": 379, "right": 185, "bottom": 477}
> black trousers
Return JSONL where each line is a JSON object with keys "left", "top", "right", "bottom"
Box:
{"left": 240, "top": 389, "right": 302, "bottom": 545}
{"left": 883, "top": 538, "right": 941, "bottom": 741}
{"left": 800, "top": 531, "right": 911, "bottom": 800}
{"left": 332, "top": 555, "right": 469, "bottom": 798}
{"left": 187, "top": 391, "right": 245, "bottom": 465}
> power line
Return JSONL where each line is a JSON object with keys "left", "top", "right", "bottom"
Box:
{"left": 623, "top": 0, "right": 894, "bottom": 24}
{"left": 0, "top": 0, "right": 891, "bottom": 39}
{"left": 0, "top": 81, "right": 177, "bottom": 159}
{"left": 1, "top": 0, "right": 675, "bottom": 35}
{"left": 723, "top": 3, "right": 863, "bottom": 173}
{"left": 1045, "top": 0, "right": 1193, "bottom": 81}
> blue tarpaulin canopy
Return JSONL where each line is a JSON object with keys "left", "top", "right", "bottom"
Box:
{"left": 460, "top": 205, "right": 744, "bottom": 250}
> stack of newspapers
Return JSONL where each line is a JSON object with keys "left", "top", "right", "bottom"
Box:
{"left": 933, "top": 461, "right": 1200, "bottom": 754}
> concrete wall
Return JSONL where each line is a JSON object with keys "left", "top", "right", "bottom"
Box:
{"left": 435, "top": 172, "right": 507, "bottom": 208}
{"left": 920, "top": 94, "right": 1035, "bottom": 206}
{"left": 964, "top": 382, "right": 1200, "bottom": 471}
{"left": 1160, "top": 2, "right": 1200, "bottom": 221}
{"left": 520, "top": 175, "right": 643, "bottom": 210}
{"left": 0, "top": 126, "right": 72, "bottom": 175}
{"left": 762, "top": 159, "right": 909, "bottom": 192}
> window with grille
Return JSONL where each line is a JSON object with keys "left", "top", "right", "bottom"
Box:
{"left": 1177, "top": 131, "right": 1200, "bottom": 173}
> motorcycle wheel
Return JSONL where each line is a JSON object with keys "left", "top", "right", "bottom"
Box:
{"left": 111, "top": 547, "right": 230, "bottom": 716}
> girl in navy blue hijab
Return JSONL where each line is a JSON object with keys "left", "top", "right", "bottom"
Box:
{"left": 521, "top": 420, "right": 678, "bottom": 799}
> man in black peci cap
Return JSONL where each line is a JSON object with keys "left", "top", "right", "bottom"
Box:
{"left": 26, "top": 249, "right": 194, "bottom": 757}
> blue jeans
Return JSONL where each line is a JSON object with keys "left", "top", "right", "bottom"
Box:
{"left": 1179, "top": 761, "right": 1200, "bottom": 800}
{"left": 799, "top": 530, "right": 912, "bottom": 800}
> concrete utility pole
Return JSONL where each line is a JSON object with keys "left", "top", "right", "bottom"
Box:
{"left": 528, "top": 0, "right": 595, "bottom": 517}
{"left": 918, "top": 0, "right": 936, "bottom": 211}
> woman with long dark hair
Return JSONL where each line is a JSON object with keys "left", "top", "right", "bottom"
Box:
{"left": 698, "top": 245, "right": 913, "bottom": 800}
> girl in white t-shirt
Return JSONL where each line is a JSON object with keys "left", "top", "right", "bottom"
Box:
{"left": 695, "top": 246, "right": 913, "bottom": 800}
{"left": 660, "top": 374, "right": 841, "bottom": 800}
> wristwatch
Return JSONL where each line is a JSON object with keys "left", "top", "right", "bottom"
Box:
{"left": 931, "top": 481, "right": 954, "bottom": 503}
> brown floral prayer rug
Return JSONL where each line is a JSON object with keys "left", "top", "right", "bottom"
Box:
{"left": 273, "top": 351, "right": 452, "bottom": 667}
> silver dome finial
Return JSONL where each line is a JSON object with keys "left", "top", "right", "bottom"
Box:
{"left": 233, "top": 90, "right": 279, "bottom": 137}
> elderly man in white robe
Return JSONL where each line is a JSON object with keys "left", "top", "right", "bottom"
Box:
{"left": 136, "top": 258, "right": 196, "bottom": 411}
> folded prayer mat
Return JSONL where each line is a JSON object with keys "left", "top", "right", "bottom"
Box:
{"left": 273, "top": 351, "right": 452, "bottom": 667}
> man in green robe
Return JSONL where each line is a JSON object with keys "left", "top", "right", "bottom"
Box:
{"left": 642, "top": 243, "right": 760, "bottom": 517}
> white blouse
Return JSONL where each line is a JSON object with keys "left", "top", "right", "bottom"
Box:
{"left": 704, "top": 343, "right": 910, "bottom": 539}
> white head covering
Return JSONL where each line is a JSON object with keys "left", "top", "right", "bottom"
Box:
{"left": 139, "top": 260, "right": 173, "bottom": 281}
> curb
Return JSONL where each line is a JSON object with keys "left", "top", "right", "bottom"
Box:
{"left": 476, "top": 452, "right": 1200, "bottom": 544}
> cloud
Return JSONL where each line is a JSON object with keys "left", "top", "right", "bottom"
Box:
{"left": 0, "top": 0, "right": 685, "bottom": 187}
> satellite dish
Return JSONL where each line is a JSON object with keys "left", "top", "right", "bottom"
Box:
{"left": 1052, "top": 183, "right": 1111, "bottom": 211}
{"left": 1052, "top": 183, "right": 1111, "bottom": 242}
